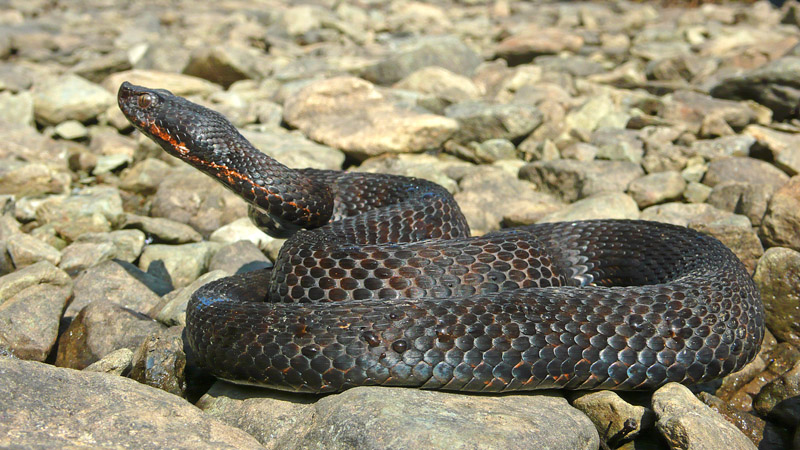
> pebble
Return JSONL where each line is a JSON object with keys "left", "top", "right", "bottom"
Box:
{"left": 138, "top": 242, "right": 220, "bottom": 288}
{"left": 761, "top": 175, "right": 800, "bottom": 250}
{"left": 31, "top": 74, "right": 115, "bottom": 125}
{"left": 753, "top": 247, "right": 800, "bottom": 347}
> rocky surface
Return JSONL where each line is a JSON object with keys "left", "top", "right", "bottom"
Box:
{"left": 1, "top": 0, "right": 800, "bottom": 449}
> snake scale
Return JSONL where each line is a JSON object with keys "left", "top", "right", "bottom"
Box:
{"left": 118, "top": 82, "right": 764, "bottom": 394}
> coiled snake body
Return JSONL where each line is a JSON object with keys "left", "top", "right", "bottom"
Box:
{"left": 118, "top": 82, "right": 764, "bottom": 393}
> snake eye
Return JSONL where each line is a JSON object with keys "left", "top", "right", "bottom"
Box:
{"left": 137, "top": 93, "right": 154, "bottom": 109}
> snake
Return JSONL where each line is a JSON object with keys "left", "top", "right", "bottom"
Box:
{"left": 117, "top": 81, "right": 764, "bottom": 394}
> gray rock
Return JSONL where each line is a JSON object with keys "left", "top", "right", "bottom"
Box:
{"left": 139, "top": 242, "right": 220, "bottom": 288}
{"left": 35, "top": 186, "right": 124, "bottom": 241}
{"left": 83, "top": 347, "right": 134, "bottom": 376}
{"left": 661, "top": 90, "right": 761, "bottom": 135}
{"left": 570, "top": 391, "right": 655, "bottom": 443}
{"left": 753, "top": 360, "right": 800, "bottom": 429}
{"left": 539, "top": 192, "right": 640, "bottom": 223}
{"left": 73, "top": 229, "right": 146, "bottom": 263}
{"left": 155, "top": 270, "right": 228, "bottom": 326}
{"left": 70, "top": 50, "right": 132, "bottom": 83}
{"left": 706, "top": 181, "right": 775, "bottom": 226}
{"left": 688, "top": 135, "right": 755, "bottom": 160}
{"left": 240, "top": 129, "right": 346, "bottom": 170}
{"left": 54, "top": 119, "right": 88, "bottom": 140}
{"left": 361, "top": 36, "right": 482, "bottom": 85}
{"left": 283, "top": 76, "right": 458, "bottom": 158}
{"left": 129, "top": 326, "right": 187, "bottom": 397}
{"left": 640, "top": 202, "right": 732, "bottom": 227}
{"left": 690, "top": 214, "right": 763, "bottom": 272}
{"left": 684, "top": 182, "right": 712, "bottom": 203}
{"left": 357, "top": 153, "right": 468, "bottom": 194}
{"left": 198, "top": 384, "right": 598, "bottom": 450}
{"left": 561, "top": 142, "right": 599, "bottom": 162}
{"left": 150, "top": 166, "right": 247, "bottom": 238}
{"left": 0, "top": 358, "right": 264, "bottom": 449}
{"left": 698, "top": 392, "right": 791, "bottom": 450}
{"left": 32, "top": 74, "right": 115, "bottom": 125}
{"left": 56, "top": 301, "right": 167, "bottom": 370}
{"left": 0, "top": 90, "right": 33, "bottom": 126}
{"left": 591, "top": 128, "right": 644, "bottom": 163}
{"left": 209, "top": 217, "right": 276, "bottom": 252}
{"left": 58, "top": 241, "right": 116, "bottom": 276}
{"left": 444, "top": 138, "right": 517, "bottom": 164}
{"left": 393, "top": 66, "right": 481, "bottom": 105}
{"left": 703, "top": 157, "right": 789, "bottom": 190}
{"left": 495, "top": 27, "right": 584, "bottom": 65}
{"left": 652, "top": 383, "right": 756, "bottom": 450}
{"left": 754, "top": 247, "right": 800, "bottom": 347}
{"left": 564, "top": 94, "right": 629, "bottom": 135}
{"left": 761, "top": 175, "right": 800, "bottom": 251}
{"left": 627, "top": 171, "right": 686, "bottom": 208}
{"left": 519, "top": 159, "right": 644, "bottom": 202}
{"left": 710, "top": 56, "right": 800, "bottom": 121}
{"left": 123, "top": 213, "right": 203, "bottom": 245}
{"left": 743, "top": 124, "right": 800, "bottom": 176}
{"left": 103, "top": 69, "right": 222, "bottom": 97}
{"left": 0, "top": 261, "right": 71, "bottom": 361}
{"left": 444, "top": 100, "right": 543, "bottom": 144}
{"left": 67, "top": 260, "right": 167, "bottom": 323}
{"left": 0, "top": 162, "right": 71, "bottom": 197}
{"left": 5, "top": 232, "right": 61, "bottom": 269}
{"left": 119, "top": 157, "right": 173, "bottom": 195}
{"left": 184, "top": 45, "right": 271, "bottom": 88}
{"left": 209, "top": 240, "right": 271, "bottom": 275}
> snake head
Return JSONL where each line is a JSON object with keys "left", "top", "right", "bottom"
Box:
{"left": 117, "top": 81, "right": 239, "bottom": 161}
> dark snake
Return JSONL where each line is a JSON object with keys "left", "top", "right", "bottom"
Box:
{"left": 118, "top": 82, "right": 764, "bottom": 394}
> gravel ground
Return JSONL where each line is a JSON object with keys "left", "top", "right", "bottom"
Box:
{"left": 1, "top": 0, "right": 800, "bottom": 449}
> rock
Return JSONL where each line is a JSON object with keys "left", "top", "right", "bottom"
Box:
{"left": 444, "top": 100, "right": 542, "bottom": 144}
{"left": 761, "top": 175, "right": 800, "bottom": 250}
{"left": 538, "top": 192, "right": 639, "bottom": 223}
{"left": 129, "top": 326, "right": 187, "bottom": 397}
{"left": 570, "top": 391, "right": 655, "bottom": 443}
{"left": 184, "top": 45, "right": 271, "bottom": 88}
{"left": 208, "top": 240, "right": 271, "bottom": 275}
{"left": 66, "top": 260, "right": 167, "bottom": 324}
{"left": 652, "top": 383, "right": 756, "bottom": 450}
{"left": 703, "top": 157, "right": 789, "bottom": 190}
{"left": 102, "top": 69, "right": 222, "bottom": 97}
{"left": 564, "top": 95, "right": 629, "bottom": 136}
{"left": 0, "top": 90, "right": 33, "bottom": 126}
{"left": 743, "top": 124, "right": 800, "bottom": 176}
{"left": 698, "top": 392, "right": 791, "bottom": 450}
{"left": 70, "top": 50, "right": 132, "bottom": 83}
{"left": 0, "top": 261, "right": 71, "bottom": 361}
{"left": 35, "top": 186, "right": 124, "bottom": 242}
{"left": 627, "top": 171, "right": 686, "bottom": 208}
{"left": 710, "top": 56, "right": 800, "bottom": 121}
{"left": 495, "top": 27, "right": 584, "bottom": 65}
{"left": 4, "top": 232, "right": 61, "bottom": 269}
{"left": 149, "top": 166, "right": 247, "bottom": 238}
{"left": 119, "top": 157, "right": 173, "bottom": 195}
{"left": 453, "top": 169, "right": 563, "bottom": 234}
{"left": 0, "top": 358, "right": 263, "bottom": 449}
{"left": 198, "top": 384, "right": 598, "bottom": 449}
{"left": 688, "top": 135, "right": 754, "bottom": 160}
{"left": 706, "top": 181, "right": 775, "bottom": 227}
{"left": 54, "top": 119, "right": 88, "bottom": 140}
{"left": 361, "top": 36, "right": 482, "bottom": 85}
{"left": 640, "top": 202, "right": 732, "bottom": 227}
{"left": 73, "top": 230, "right": 146, "bottom": 263}
{"left": 590, "top": 128, "right": 644, "bottom": 163}
{"left": 684, "top": 182, "right": 712, "bottom": 203}
{"left": 393, "top": 66, "right": 481, "bottom": 105}
{"left": 209, "top": 217, "right": 276, "bottom": 252}
{"left": 660, "top": 90, "right": 760, "bottom": 135}
{"left": 283, "top": 76, "right": 458, "bottom": 158}
{"left": 0, "top": 162, "right": 70, "bottom": 197}
{"left": 31, "top": 74, "right": 115, "bottom": 125}
{"left": 753, "top": 360, "right": 800, "bottom": 429}
{"left": 122, "top": 213, "right": 203, "bottom": 245}
{"left": 444, "top": 138, "right": 518, "bottom": 164}
{"left": 519, "top": 159, "right": 644, "bottom": 202}
{"left": 58, "top": 241, "right": 116, "bottom": 276}
{"left": 56, "top": 301, "right": 167, "bottom": 370}
{"left": 154, "top": 270, "right": 228, "bottom": 326}
{"left": 239, "top": 129, "right": 345, "bottom": 170}
{"left": 689, "top": 214, "right": 763, "bottom": 272}
{"left": 753, "top": 247, "right": 800, "bottom": 347}
{"left": 357, "top": 153, "right": 468, "bottom": 194}
{"left": 139, "top": 242, "right": 219, "bottom": 288}
{"left": 83, "top": 348, "right": 133, "bottom": 376}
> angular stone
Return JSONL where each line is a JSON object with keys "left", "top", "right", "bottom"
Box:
{"left": 761, "top": 175, "right": 800, "bottom": 251}
{"left": 690, "top": 214, "right": 763, "bottom": 272}
{"left": 444, "top": 100, "right": 542, "bottom": 144}
{"left": 627, "top": 171, "right": 686, "bottom": 208}
{"left": 209, "top": 240, "right": 271, "bottom": 275}
{"left": 129, "top": 326, "right": 187, "bottom": 397}
{"left": 5, "top": 232, "right": 61, "bottom": 269}
{"left": 703, "top": 157, "right": 789, "bottom": 190}
{"left": 139, "top": 242, "right": 219, "bottom": 288}
{"left": 198, "top": 384, "right": 598, "bottom": 449}
{"left": 591, "top": 128, "right": 644, "bottom": 163}
{"left": 688, "top": 135, "right": 754, "bottom": 160}
{"left": 661, "top": 90, "right": 761, "bottom": 134}
{"left": 743, "top": 124, "right": 800, "bottom": 176}
{"left": 184, "top": 45, "right": 271, "bottom": 88}
{"left": 58, "top": 241, "right": 116, "bottom": 276}
{"left": 539, "top": 192, "right": 640, "bottom": 223}
{"left": 357, "top": 153, "right": 467, "bottom": 194}
{"left": 652, "top": 383, "right": 756, "bottom": 450}
{"left": 641, "top": 202, "right": 732, "bottom": 227}
{"left": 32, "top": 74, "right": 115, "bottom": 125}
{"left": 83, "top": 348, "right": 133, "bottom": 376}
{"left": 119, "top": 158, "right": 173, "bottom": 195}
{"left": 240, "top": 129, "right": 345, "bottom": 170}
{"left": 495, "top": 28, "right": 584, "bottom": 65}
{"left": 0, "top": 261, "right": 71, "bottom": 361}
{"left": 209, "top": 217, "right": 276, "bottom": 253}
{"left": 102, "top": 69, "right": 222, "bottom": 97}
{"left": 571, "top": 391, "right": 655, "bottom": 443}
{"left": 710, "top": 56, "right": 800, "bottom": 121}
{"left": 519, "top": 159, "right": 644, "bottom": 202}
{"left": 394, "top": 66, "right": 481, "bottom": 104}
{"left": 0, "top": 90, "right": 33, "bottom": 126}
{"left": 122, "top": 213, "right": 203, "bottom": 245}
{"left": 35, "top": 186, "right": 124, "bottom": 241}
{"left": 0, "top": 162, "right": 70, "bottom": 197}
{"left": 56, "top": 301, "right": 167, "bottom": 370}
{"left": 706, "top": 181, "right": 775, "bottom": 227}
{"left": 754, "top": 247, "right": 800, "bottom": 347}
{"left": 73, "top": 230, "right": 146, "bottom": 263}
{"left": 155, "top": 270, "right": 228, "bottom": 326}
{"left": 698, "top": 392, "right": 791, "bottom": 449}
{"left": 284, "top": 76, "right": 458, "bottom": 158}
{"left": 0, "top": 358, "right": 263, "bottom": 449}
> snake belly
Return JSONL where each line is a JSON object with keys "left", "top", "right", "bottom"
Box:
{"left": 117, "top": 82, "right": 765, "bottom": 394}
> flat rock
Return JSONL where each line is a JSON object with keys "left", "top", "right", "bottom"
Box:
{"left": 240, "top": 128, "right": 345, "bottom": 170}
{"left": 31, "top": 74, "right": 115, "bottom": 125}
{"left": 5, "top": 232, "right": 61, "bottom": 269}
{"left": 35, "top": 186, "right": 124, "bottom": 242}
{"left": 83, "top": 347, "right": 133, "bottom": 376}
{"left": 129, "top": 326, "right": 187, "bottom": 397}
{"left": 66, "top": 259, "right": 167, "bottom": 323}
{"left": 570, "top": 390, "right": 655, "bottom": 443}
{"left": 58, "top": 240, "right": 116, "bottom": 276}
{"left": 103, "top": 69, "right": 222, "bottom": 97}
{"left": 361, "top": 36, "right": 482, "bottom": 85}
{"left": 444, "top": 100, "right": 542, "bottom": 144}
{"left": 761, "top": 175, "right": 800, "bottom": 251}
{"left": 184, "top": 45, "right": 271, "bottom": 88}
{"left": 495, "top": 27, "right": 584, "bottom": 65}
{"left": 0, "top": 357, "right": 263, "bottom": 449}
{"left": 123, "top": 213, "right": 203, "bottom": 244}
{"left": 209, "top": 240, "right": 271, "bottom": 275}
{"left": 357, "top": 153, "right": 469, "bottom": 194}
{"left": 706, "top": 181, "right": 775, "bottom": 226}
{"left": 710, "top": 56, "right": 800, "bottom": 121}
{"left": 640, "top": 202, "right": 732, "bottom": 227}
{"left": 688, "top": 135, "right": 755, "bottom": 160}
{"left": 155, "top": 270, "right": 228, "bottom": 326}
{"left": 753, "top": 247, "right": 800, "bottom": 347}
{"left": 689, "top": 214, "right": 763, "bottom": 272}
{"left": 73, "top": 229, "right": 146, "bottom": 263}
{"left": 139, "top": 242, "right": 220, "bottom": 288}
{"left": 703, "top": 157, "right": 789, "bottom": 190}
{"left": 0, "top": 261, "right": 71, "bottom": 361}
{"left": 652, "top": 383, "right": 756, "bottom": 450}
{"left": 119, "top": 157, "right": 173, "bottom": 195}
{"left": 393, "top": 66, "right": 481, "bottom": 104}
{"left": 627, "top": 171, "right": 686, "bottom": 208}
{"left": 519, "top": 159, "right": 644, "bottom": 202}
{"left": 284, "top": 76, "right": 458, "bottom": 158}
{"left": 661, "top": 90, "right": 760, "bottom": 135}
{"left": 0, "top": 162, "right": 70, "bottom": 197}
{"left": 56, "top": 300, "right": 167, "bottom": 370}
{"left": 198, "top": 384, "right": 598, "bottom": 450}
{"left": 538, "top": 192, "right": 640, "bottom": 223}
{"left": 209, "top": 217, "right": 276, "bottom": 253}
